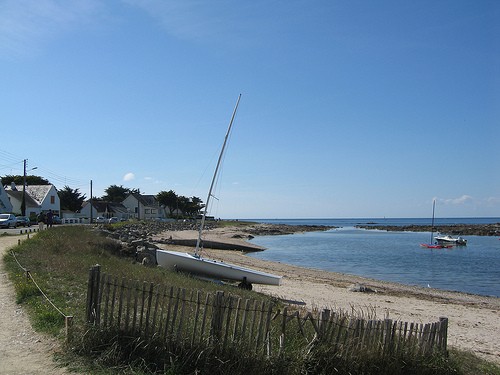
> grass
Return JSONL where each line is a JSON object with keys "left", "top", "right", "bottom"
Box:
{"left": 3, "top": 225, "right": 500, "bottom": 374}
{"left": 4, "top": 226, "right": 261, "bottom": 332}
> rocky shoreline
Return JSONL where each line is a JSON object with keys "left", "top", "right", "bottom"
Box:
{"left": 96, "top": 221, "right": 334, "bottom": 242}
{"left": 226, "top": 222, "right": 336, "bottom": 236}
{"left": 93, "top": 221, "right": 335, "bottom": 259}
{"left": 356, "top": 223, "right": 500, "bottom": 236}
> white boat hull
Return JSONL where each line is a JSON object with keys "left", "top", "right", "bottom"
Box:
{"left": 435, "top": 235, "right": 467, "bottom": 245}
{"left": 156, "top": 249, "right": 282, "bottom": 286}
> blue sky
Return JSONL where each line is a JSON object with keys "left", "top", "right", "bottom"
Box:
{"left": 1, "top": 0, "right": 499, "bottom": 219}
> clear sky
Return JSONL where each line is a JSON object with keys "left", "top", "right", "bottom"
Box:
{"left": 1, "top": 0, "right": 499, "bottom": 219}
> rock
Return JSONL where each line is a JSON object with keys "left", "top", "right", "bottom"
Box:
{"left": 135, "top": 245, "right": 157, "bottom": 266}
{"left": 349, "top": 283, "right": 377, "bottom": 293}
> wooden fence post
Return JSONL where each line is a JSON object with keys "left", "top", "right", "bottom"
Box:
{"left": 264, "top": 302, "right": 274, "bottom": 356}
{"left": 255, "top": 300, "right": 266, "bottom": 351}
{"left": 210, "top": 291, "right": 225, "bottom": 345}
{"left": 439, "top": 317, "right": 448, "bottom": 355}
{"left": 65, "top": 316, "right": 73, "bottom": 343}
{"left": 279, "top": 306, "right": 288, "bottom": 353}
{"left": 383, "top": 319, "right": 393, "bottom": 356}
{"left": 86, "top": 264, "right": 101, "bottom": 324}
{"left": 144, "top": 282, "right": 155, "bottom": 338}
{"left": 318, "top": 309, "right": 330, "bottom": 341}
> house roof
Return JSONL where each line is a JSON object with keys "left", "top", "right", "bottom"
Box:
{"left": 25, "top": 185, "right": 54, "bottom": 205}
{"left": 83, "top": 200, "right": 128, "bottom": 214}
{"left": 5, "top": 184, "right": 56, "bottom": 205}
{"left": 6, "top": 190, "right": 40, "bottom": 208}
{"left": 130, "top": 193, "right": 160, "bottom": 207}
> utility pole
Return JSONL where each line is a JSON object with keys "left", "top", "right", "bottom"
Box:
{"left": 21, "top": 159, "right": 38, "bottom": 217}
{"left": 90, "top": 180, "right": 93, "bottom": 224}
{"left": 21, "top": 159, "right": 27, "bottom": 216}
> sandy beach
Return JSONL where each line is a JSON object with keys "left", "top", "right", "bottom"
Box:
{"left": 155, "top": 226, "right": 500, "bottom": 365}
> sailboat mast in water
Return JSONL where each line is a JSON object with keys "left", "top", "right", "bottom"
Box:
{"left": 195, "top": 94, "right": 242, "bottom": 256}
{"left": 430, "top": 199, "right": 436, "bottom": 244}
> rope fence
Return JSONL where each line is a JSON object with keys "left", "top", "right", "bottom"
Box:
{"left": 9, "top": 249, "right": 73, "bottom": 340}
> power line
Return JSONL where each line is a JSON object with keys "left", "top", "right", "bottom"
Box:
{"left": 0, "top": 148, "right": 88, "bottom": 189}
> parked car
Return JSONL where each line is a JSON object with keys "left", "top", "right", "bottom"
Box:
{"left": 16, "top": 216, "right": 31, "bottom": 227}
{"left": 95, "top": 216, "right": 106, "bottom": 224}
{"left": 0, "top": 214, "right": 17, "bottom": 228}
{"left": 52, "top": 215, "right": 62, "bottom": 224}
{"left": 108, "top": 217, "right": 119, "bottom": 224}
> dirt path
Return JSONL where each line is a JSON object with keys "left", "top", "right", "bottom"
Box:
{"left": 0, "top": 235, "right": 69, "bottom": 374}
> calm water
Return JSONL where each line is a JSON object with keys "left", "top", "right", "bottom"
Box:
{"left": 246, "top": 218, "right": 500, "bottom": 297}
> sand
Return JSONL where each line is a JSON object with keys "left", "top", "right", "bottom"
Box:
{"left": 155, "top": 226, "right": 500, "bottom": 365}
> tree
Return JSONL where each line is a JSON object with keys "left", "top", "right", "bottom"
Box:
{"left": 102, "top": 185, "right": 137, "bottom": 203}
{"left": 185, "top": 196, "right": 203, "bottom": 217}
{"left": 59, "top": 186, "right": 86, "bottom": 212}
{"left": 177, "top": 196, "right": 191, "bottom": 217}
{"left": 155, "top": 191, "right": 203, "bottom": 218}
{"left": 1, "top": 175, "right": 50, "bottom": 187}
{"left": 156, "top": 190, "right": 179, "bottom": 217}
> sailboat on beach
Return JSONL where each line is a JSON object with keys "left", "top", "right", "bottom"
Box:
{"left": 156, "top": 95, "right": 282, "bottom": 289}
{"left": 420, "top": 199, "right": 452, "bottom": 249}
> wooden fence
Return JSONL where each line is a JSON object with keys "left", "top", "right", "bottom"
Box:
{"left": 86, "top": 265, "right": 448, "bottom": 358}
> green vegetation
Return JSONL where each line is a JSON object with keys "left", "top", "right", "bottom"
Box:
{"left": 58, "top": 185, "right": 86, "bottom": 212}
{"left": 3, "top": 226, "right": 500, "bottom": 374}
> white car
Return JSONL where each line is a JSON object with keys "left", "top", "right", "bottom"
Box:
{"left": 95, "top": 216, "right": 106, "bottom": 224}
{"left": 0, "top": 214, "right": 17, "bottom": 228}
{"left": 108, "top": 217, "right": 118, "bottom": 224}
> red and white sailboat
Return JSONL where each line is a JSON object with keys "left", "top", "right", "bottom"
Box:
{"left": 420, "top": 200, "right": 452, "bottom": 249}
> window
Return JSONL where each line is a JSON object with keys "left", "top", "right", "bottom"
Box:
{"left": 50, "top": 195, "right": 55, "bottom": 204}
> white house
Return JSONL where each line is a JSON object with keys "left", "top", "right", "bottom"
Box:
{"left": 5, "top": 184, "right": 60, "bottom": 217}
{"left": 0, "top": 184, "right": 13, "bottom": 213}
{"left": 122, "top": 193, "right": 166, "bottom": 221}
{"left": 26, "top": 185, "right": 60, "bottom": 215}
{"left": 80, "top": 200, "right": 129, "bottom": 221}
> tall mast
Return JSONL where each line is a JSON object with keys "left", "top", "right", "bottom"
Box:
{"left": 195, "top": 94, "right": 242, "bottom": 256}
{"left": 430, "top": 199, "right": 436, "bottom": 244}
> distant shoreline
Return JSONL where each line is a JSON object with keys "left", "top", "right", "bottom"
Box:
{"left": 356, "top": 223, "right": 500, "bottom": 236}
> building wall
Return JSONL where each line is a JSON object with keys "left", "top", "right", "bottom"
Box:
{"left": 122, "top": 194, "right": 166, "bottom": 220}
{"left": 39, "top": 186, "right": 61, "bottom": 215}
{"left": 122, "top": 195, "right": 140, "bottom": 219}
{"left": 0, "top": 185, "right": 13, "bottom": 213}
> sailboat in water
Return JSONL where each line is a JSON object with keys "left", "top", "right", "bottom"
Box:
{"left": 156, "top": 95, "right": 282, "bottom": 289}
{"left": 420, "top": 199, "right": 452, "bottom": 249}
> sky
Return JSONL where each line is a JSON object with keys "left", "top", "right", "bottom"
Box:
{"left": 1, "top": 0, "right": 499, "bottom": 219}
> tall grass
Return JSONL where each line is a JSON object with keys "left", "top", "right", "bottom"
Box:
{"left": 3, "top": 227, "right": 260, "bottom": 333}
{"left": 3, "top": 226, "right": 499, "bottom": 374}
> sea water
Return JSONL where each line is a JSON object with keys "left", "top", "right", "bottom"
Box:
{"left": 246, "top": 218, "right": 500, "bottom": 297}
